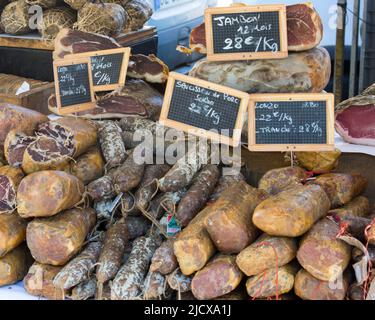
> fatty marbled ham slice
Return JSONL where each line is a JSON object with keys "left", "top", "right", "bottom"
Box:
{"left": 53, "top": 29, "right": 168, "bottom": 83}
{"left": 189, "top": 47, "right": 331, "bottom": 93}
{"left": 335, "top": 93, "right": 375, "bottom": 147}
{"left": 48, "top": 79, "right": 163, "bottom": 120}
{"left": 179, "top": 3, "right": 323, "bottom": 54}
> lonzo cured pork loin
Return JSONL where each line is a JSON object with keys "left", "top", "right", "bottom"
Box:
{"left": 328, "top": 196, "right": 370, "bottom": 218}
{"left": 0, "top": 103, "right": 48, "bottom": 147}
{"left": 17, "top": 171, "right": 84, "bottom": 218}
{"left": 308, "top": 173, "right": 368, "bottom": 208}
{"left": 0, "top": 213, "right": 27, "bottom": 257}
{"left": 111, "top": 235, "right": 159, "bottom": 300}
{"left": 176, "top": 165, "right": 220, "bottom": 227}
{"left": 124, "top": 0, "right": 152, "bottom": 32}
{"left": 294, "top": 269, "right": 350, "bottom": 300}
{"left": 258, "top": 166, "right": 308, "bottom": 195}
{"left": 21, "top": 136, "right": 72, "bottom": 174}
{"left": 173, "top": 205, "right": 216, "bottom": 276}
{"left": 189, "top": 47, "right": 331, "bottom": 94}
{"left": 246, "top": 263, "right": 298, "bottom": 299}
{"left": 236, "top": 234, "right": 297, "bottom": 277}
{"left": 70, "top": 147, "right": 104, "bottom": 185}
{"left": 53, "top": 241, "right": 101, "bottom": 290}
{"left": 97, "top": 121, "right": 126, "bottom": 168}
{"left": 181, "top": 3, "right": 322, "bottom": 53}
{"left": 0, "top": 243, "right": 33, "bottom": 286}
{"left": 37, "top": 117, "right": 97, "bottom": 158}
{"left": 26, "top": 207, "right": 96, "bottom": 265}
{"left": 24, "top": 263, "right": 64, "bottom": 300}
{"left": 3, "top": 130, "right": 35, "bottom": 167}
{"left": 253, "top": 185, "right": 330, "bottom": 237}
{"left": 205, "top": 181, "right": 267, "bottom": 254}
{"left": 150, "top": 239, "right": 178, "bottom": 275}
{"left": 191, "top": 255, "right": 243, "bottom": 300}
{"left": 297, "top": 218, "right": 351, "bottom": 281}
{"left": 0, "top": 165, "right": 24, "bottom": 214}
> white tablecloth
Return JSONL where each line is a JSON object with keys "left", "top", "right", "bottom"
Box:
{"left": 0, "top": 282, "right": 43, "bottom": 300}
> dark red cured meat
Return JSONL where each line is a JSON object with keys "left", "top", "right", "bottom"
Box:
{"left": 97, "top": 96, "right": 148, "bottom": 117}
{"left": 286, "top": 4, "right": 323, "bottom": 51}
{"left": 190, "top": 23, "right": 205, "bottom": 48}
{"left": 335, "top": 104, "right": 375, "bottom": 146}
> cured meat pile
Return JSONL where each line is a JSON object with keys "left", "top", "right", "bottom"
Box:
{"left": 0, "top": 0, "right": 152, "bottom": 38}
{"left": 0, "top": 99, "right": 374, "bottom": 300}
{"left": 0, "top": 3, "right": 374, "bottom": 302}
{"left": 48, "top": 29, "right": 169, "bottom": 119}
{"left": 335, "top": 85, "right": 375, "bottom": 147}
{"left": 182, "top": 3, "right": 330, "bottom": 94}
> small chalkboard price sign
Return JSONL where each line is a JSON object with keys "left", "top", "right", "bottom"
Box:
{"left": 248, "top": 93, "right": 335, "bottom": 152}
{"left": 205, "top": 4, "right": 288, "bottom": 61}
{"left": 53, "top": 57, "right": 96, "bottom": 115}
{"left": 159, "top": 72, "right": 249, "bottom": 147}
{"left": 66, "top": 47, "right": 131, "bottom": 91}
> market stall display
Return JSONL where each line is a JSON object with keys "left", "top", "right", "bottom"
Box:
{"left": 0, "top": 2, "right": 374, "bottom": 302}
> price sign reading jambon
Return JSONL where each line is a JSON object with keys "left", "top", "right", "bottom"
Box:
{"left": 205, "top": 4, "right": 288, "bottom": 61}
{"left": 248, "top": 93, "right": 335, "bottom": 152}
{"left": 159, "top": 72, "right": 249, "bottom": 147}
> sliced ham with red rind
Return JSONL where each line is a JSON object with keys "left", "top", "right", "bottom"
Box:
{"left": 178, "top": 3, "right": 323, "bottom": 54}
{"left": 335, "top": 93, "right": 375, "bottom": 147}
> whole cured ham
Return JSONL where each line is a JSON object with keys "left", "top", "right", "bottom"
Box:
{"left": 53, "top": 29, "right": 168, "bottom": 83}
{"left": 189, "top": 47, "right": 331, "bottom": 93}
{"left": 0, "top": 103, "right": 48, "bottom": 147}
{"left": 335, "top": 86, "right": 375, "bottom": 147}
{"left": 179, "top": 3, "right": 323, "bottom": 54}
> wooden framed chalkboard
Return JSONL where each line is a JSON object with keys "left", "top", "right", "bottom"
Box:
{"left": 248, "top": 93, "right": 335, "bottom": 152}
{"left": 205, "top": 4, "right": 288, "bottom": 61}
{"left": 66, "top": 47, "right": 131, "bottom": 92}
{"left": 159, "top": 72, "right": 249, "bottom": 147}
{"left": 53, "top": 57, "right": 96, "bottom": 115}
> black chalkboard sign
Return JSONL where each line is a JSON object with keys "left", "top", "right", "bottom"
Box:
{"left": 66, "top": 48, "right": 131, "bottom": 92}
{"left": 205, "top": 5, "right": 288, "bottom": 61}
{"left": 53, "top": 57, "right": 95, "bottom": 115}
{"left": 248, "top": 93, "right": 335, "bottom": 152}
{"left": 159, "top": 72, "right": 249, "bottom": 146}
